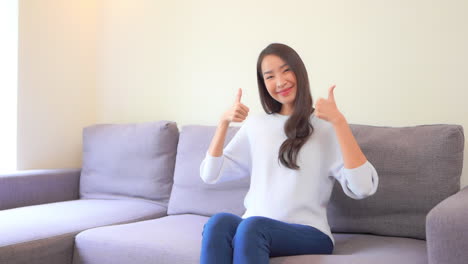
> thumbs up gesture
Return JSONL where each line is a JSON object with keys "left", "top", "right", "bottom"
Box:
{"left": 314, "top": 85, "right": 344, "bottom": 125}
{"left": 221, "top": 88, "right": 250, "bottom": 124}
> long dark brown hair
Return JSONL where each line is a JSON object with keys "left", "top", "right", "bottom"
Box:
{"left": 256, "top": 43, "right": 315, "bottom": 170}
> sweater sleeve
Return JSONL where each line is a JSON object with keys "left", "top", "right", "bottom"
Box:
{"left": 328, "top": 135, "right": 379, "bottom": 200}
{"left": 199, "top": 122, "right": 252, "bottom": 184}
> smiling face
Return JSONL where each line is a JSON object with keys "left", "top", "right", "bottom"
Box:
{"left": 261, "top": 55, "right": 297, "bottom": 114}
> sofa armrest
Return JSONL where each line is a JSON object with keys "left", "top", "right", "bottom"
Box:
{"left": 426, "top": 186, "right": 468, "bottom": 264}
{"left": 0, "top": 168, "right": 81, "bottom": 210}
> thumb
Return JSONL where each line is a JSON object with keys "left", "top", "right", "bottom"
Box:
{"left": 235, "top": 88, "right": 242, "bottom": 103}
{"left": 328, "top": 85, "right": 336, "bottom": 101}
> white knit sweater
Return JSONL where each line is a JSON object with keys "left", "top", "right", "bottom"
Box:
{"left": 200, "top": 112, "right": 379, "bottom": 245}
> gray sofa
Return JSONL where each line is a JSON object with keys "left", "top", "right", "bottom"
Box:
{"left": 0, "top": 120, "right": 466, "bottom": 264}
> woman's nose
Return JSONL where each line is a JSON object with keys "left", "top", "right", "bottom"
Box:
{"left": 276, "top": 76, "right": 286, "bottom": 88}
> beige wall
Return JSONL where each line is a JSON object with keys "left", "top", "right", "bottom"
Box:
{"left": 18, "top": 0, "right": 97, "bottom": 169}
{"left": 19, "top": 0, "right": 468, "bottom": 187}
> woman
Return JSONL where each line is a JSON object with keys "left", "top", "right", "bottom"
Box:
{"left": 199, "top": 43, "right": 379, "bottom": 264}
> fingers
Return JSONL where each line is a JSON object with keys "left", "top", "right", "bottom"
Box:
{"left": 314, "top": 99, "right": 324, "bottom": 119}
{"left": 232, "top": 114, "right": 247, "bottom": 122}
{"left": 230, "top": 103, "right": 249, "bottom": 123}
{"left": 314, "top": 98, "right": 326, "bottom": 119}
{"left": 314, "top": 110, "right": 323, "bottom": 120}
{"left": 238, "top": 103, "right": 249, "bottom": 113}
{"left": 230, "top": 109, "right": 248, "bottom": 122}
{"left": 234, "top": 88, "right": 249, "bottom": 113}
{"left": 227, "top": 88, "right": 250, "bottom": 123}
{"left": 328, "top": 84, "right": 336, "bottom": 101}
{"left": 235, "top": 88, "right": 242, "bottom": 104}
{"left": 314, "top": 97, "right": 324, "bottom": 109}
{"left": 235, "top": 105, "right": 248, "bottom": 117}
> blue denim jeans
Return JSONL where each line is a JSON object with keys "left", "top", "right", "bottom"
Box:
{"left": 200, "top": 212, "right": 334, "bottom": 264}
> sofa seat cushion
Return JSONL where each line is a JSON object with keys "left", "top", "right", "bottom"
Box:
{"left": 0, "top": 199, "right": 167, "bottom": 264}
{"left": 72, "top": 214, "right": 427, "bottom": 264}
{"left": 271, "top": 233, "right": 427, "bottom": 264}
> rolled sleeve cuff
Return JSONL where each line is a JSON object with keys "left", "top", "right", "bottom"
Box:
{"left": 342, "top": 160, "right": 379, "bottom": 199}
{"left": 199, "top": 151, "right": 224, "bottom": 184}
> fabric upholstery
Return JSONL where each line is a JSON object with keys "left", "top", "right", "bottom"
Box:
{"left": 0, "top": 199, "right": 167, "bottom": 264}
{"left": 80, "top": 121, "right": 179, "bottom": 205}
{"left": 167, "top": 125, "right": 249, "bottom": 216}
{"left": 327, "top": 124, "right": 464, "bottom": 240}
{"left": 426, "top": 186, "right": 468, "bottom": 264}
{"left": 168, "top": 123, "right": 464, "bottom": 240}
{"left": 73, "top": 214, "right": 427, "bottom": 264}
{"left": 0, "top": 169, "right": 80, "bottom": 210}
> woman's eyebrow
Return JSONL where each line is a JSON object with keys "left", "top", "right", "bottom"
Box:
{"left": 263, "top": 63, "right": 289, "bottom": 75}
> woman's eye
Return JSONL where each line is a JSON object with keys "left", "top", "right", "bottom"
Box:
{"left": 284, "top": 68, "right": 290, "bottom": 72}
{"left": 266, "top": 76, "right": 273, "bottom": 80}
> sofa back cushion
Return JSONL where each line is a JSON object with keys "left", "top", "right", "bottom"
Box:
{"left": 327, "top": 124, "right": 464, "bottom": 240}
{"left": 167, "top": 125, "right": 249, "bottom": 216}
{"left": 167, "top": 123, "right": 464, "bottom": 240}
{"left": 80, "top": 121, "right": 179, "bottom": 206}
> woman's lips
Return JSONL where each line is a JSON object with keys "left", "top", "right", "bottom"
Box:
{"left": 278, "top": 87, "right": 293, "bottom": 96}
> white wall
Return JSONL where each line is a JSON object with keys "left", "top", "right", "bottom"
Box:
{"left": 19, "top": 0, "right": 468, "bottom": 187}
{"left": 94, "top": 0, "right": 468, "bottom": 187}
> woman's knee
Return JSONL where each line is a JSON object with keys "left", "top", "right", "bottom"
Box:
{"left": 237, "top": 216, "right": 269, "bottom": 232}
{"left": 232, "top": 216, "right": 271, "bottom": 254}
{"left": 235, "top": 216, "right": 270, "bottom": 241}
{"left": 203, "top": 212, "right": 240, "bottom": 235}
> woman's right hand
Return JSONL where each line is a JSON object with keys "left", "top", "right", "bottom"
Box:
{"left": 220, "top": 88, "right": 250, "bottom": 124}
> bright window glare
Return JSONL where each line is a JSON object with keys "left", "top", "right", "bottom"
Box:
{"left": 0, "top": 1, "right": 18, "bottom": 171}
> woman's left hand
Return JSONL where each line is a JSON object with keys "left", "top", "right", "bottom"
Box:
{"left": 314, "top": 85, "right": 344, "bottom": 125}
